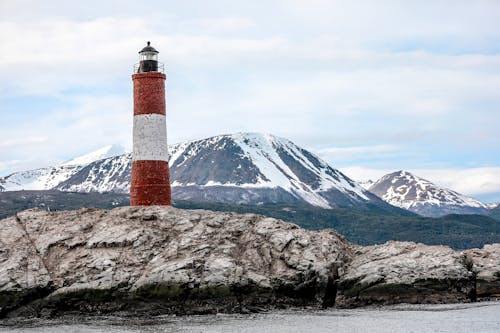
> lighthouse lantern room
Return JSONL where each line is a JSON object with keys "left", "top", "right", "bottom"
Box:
{"left": 137, "top": 41, "right": 159, "bottom": 73}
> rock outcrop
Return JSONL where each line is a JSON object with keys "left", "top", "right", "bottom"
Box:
{"left": 465, "top": 244, "right": 500, "bottom": 298}
{"left": 336, "top": 242, "right": 475, "bottom": 307}
{"left": 0, "top": 206, "right": 499, "bottom": 318}
{"left": 0, "top": 206, "right": 350, "bottom": 317}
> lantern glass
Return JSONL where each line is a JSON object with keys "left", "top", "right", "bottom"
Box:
{"left": 141, "top": 52, "right": 158, "bottom": 61}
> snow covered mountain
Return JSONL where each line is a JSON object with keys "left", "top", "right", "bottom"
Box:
{"left": 55, "top": 133, "right": 398, "bottom": 211}
{"left": 0, "top": 145, "right": 128, "bottom": 192}
{"left": 368, "top": 170, "right": 489, "bottom": 217}
{"left": 0, "top": 165, "right": 82, "bottom": 192}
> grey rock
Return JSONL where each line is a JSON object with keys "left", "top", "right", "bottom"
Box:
{"left": 465, "top": 244, "right": 500, "bottom": 298}
{"left": 0, "top": 206, "right": 351, "bottom": 317}
{"left": 1, "top": 207, "right": 499, "bottom": 318}
{"left": 336, "top": 241, "right": 476, "bottom": 307}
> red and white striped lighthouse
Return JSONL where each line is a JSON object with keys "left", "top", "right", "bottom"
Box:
{"left": 130, "top": 42, "right": 171, "bottom": 206}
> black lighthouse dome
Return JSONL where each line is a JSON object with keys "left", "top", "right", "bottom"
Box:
{"left": 139, "top": 41, "right": 159, "bottom": 55}
{"left": 137, "top": 41, "right": 160, "bottom": 73}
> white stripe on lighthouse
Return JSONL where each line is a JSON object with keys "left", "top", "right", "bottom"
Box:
{"left": 133, "top": 113, "right": 169, "bottom": 161}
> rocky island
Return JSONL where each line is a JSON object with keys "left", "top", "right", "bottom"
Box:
{"left": 1, "top": 206, "right": 499, "bottom": 318}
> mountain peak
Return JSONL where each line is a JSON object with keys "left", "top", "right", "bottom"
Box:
{"left": 62, "top": 144, "right": 128, "bottom": 167}
{"left": 369, "top": 170, "right": 488, "bottom": 217}
{"left": 167, "top": 132, "right": 372, "bottom": 208}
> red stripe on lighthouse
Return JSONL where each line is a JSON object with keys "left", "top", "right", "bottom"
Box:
{"left": 133, "top": 72, "right": 167, "bottom": 116}
{"left": 130, "top": 160, "right": 171, "bottom": 205}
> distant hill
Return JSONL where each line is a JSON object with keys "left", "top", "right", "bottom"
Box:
{"left": 489, "top": 204, "right": 500, "bottom": 221}
{"left": 369, "top": 170, "right": 489, "bottom": 217}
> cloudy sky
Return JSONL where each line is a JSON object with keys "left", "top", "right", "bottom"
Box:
{"left": 0, "top": 0, "right": 499, "bottom": 202}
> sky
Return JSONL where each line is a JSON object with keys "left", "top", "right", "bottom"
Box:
{"left": 0, "top": 0, "right": 499, "bottom": 202}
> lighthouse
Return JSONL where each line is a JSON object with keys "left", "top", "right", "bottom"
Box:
{"left": 130, "top": 42, "right": 171, "bottom": 206}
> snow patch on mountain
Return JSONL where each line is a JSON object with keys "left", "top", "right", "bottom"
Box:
{"left": 57, "top": 154, "right": 132, "bottom": 193}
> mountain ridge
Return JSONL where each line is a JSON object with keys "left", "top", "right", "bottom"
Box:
{"left": 2, "top": 133, "right": 398, "bottom": 212}
{"left": 2, "top": 134, "right": 493, "bottom": 217}
{"left": 59, "top": 133, "right": 397, "bottom": 211}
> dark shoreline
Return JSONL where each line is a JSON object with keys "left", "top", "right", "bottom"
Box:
{"left": 2, "top": 301, "right": 500, "bottom": 328}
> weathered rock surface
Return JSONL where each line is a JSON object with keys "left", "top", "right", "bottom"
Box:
{"left": 0, "top": 206, "right": 499, "bottom": 318}
{"left": 465, "top": 244, "right": 500, "bottom": 298}
{"left": 0, "top": 206, "right": 350, "bottom": 317}
{"left": 336, "top": 242, "right": 475, "bottom": 307}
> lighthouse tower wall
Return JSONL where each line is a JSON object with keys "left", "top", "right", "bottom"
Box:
{"left": 130, "top": 71, "right": 172, "bottom": 206}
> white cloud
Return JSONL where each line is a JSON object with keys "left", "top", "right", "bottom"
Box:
{"left": 416, "top": 167, "right": 500, "bottom": 197}
{"left": 0, "top": 160, "right": 23, "bottom": 174}
{"left": 0, "top": 136, "right": 47, "bottom": 148}
{"left": 180, "top": 17, "right": 256, "bottom": 33}
{"left": 316, "top": 145, "right": 400, "bottom": 161}
{"left": 0, "top": 17, "right": 284, "bottom": 96}
{"left": 339, "top": 166, "right": 392, "bottom": 183}
{"left": 0, "top": 94, "right": 132, "bottom": 175}
{"left": 0, "top": 0, "right": 499, "bottom": 185}
{"left": 286, "top": 0, "right": 500, "bottom": 47}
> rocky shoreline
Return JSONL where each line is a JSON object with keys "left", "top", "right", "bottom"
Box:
{"left": 1, "top": 206, "right": 499, "bottom": 319}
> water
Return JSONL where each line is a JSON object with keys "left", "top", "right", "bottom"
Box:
{"left": 1, "top": 302, "right": 499, "bottom": 333}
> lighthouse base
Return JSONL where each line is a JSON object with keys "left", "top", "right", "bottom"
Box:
{"left": 130, "top": 160, "right": 171, "bottom": 206}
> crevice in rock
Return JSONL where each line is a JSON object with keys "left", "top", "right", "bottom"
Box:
{"left": 463, "top": 253, "right": 478, "bottom": 302}
{"left": 321, "top": 277, "right": 337, "bottom": 308}
{"left": 14, "top": 214, "right": 54, "bottom": 283}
